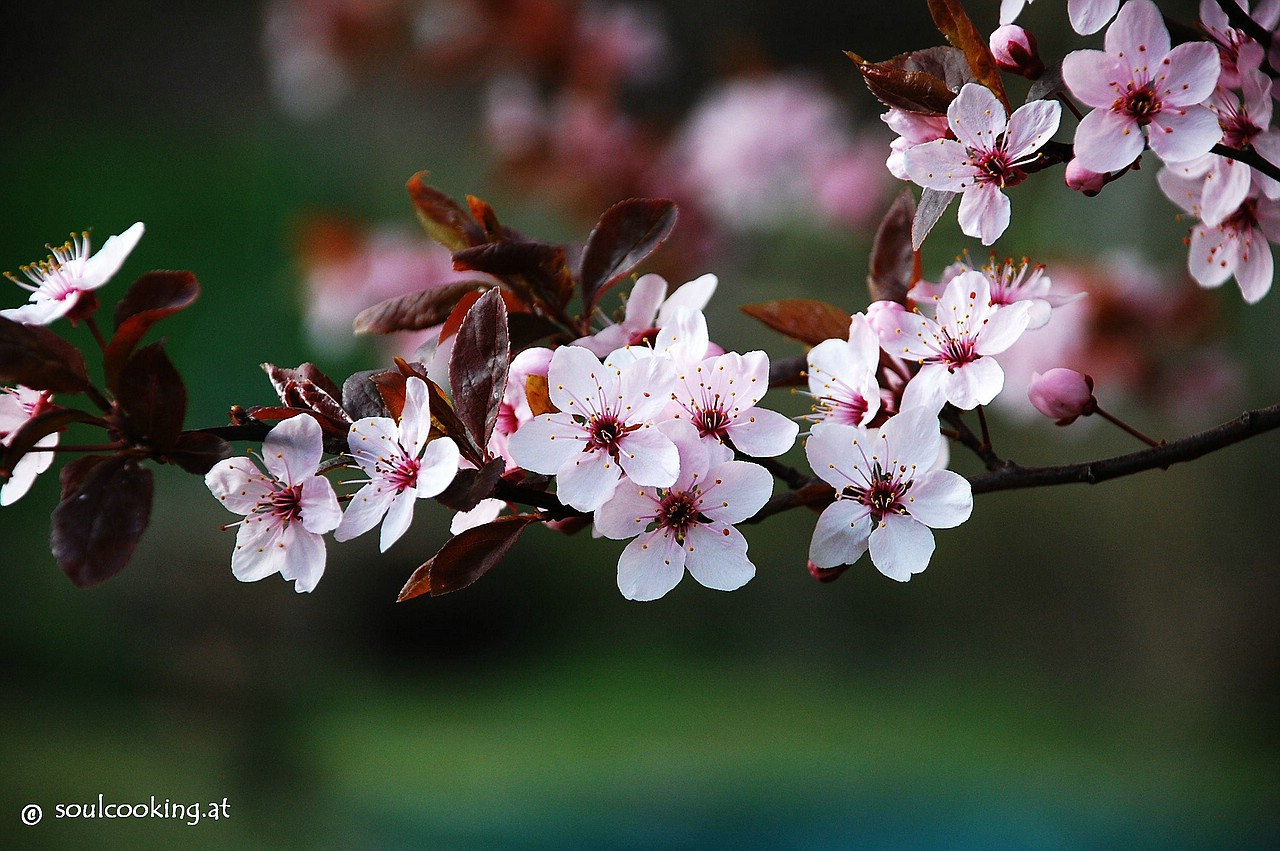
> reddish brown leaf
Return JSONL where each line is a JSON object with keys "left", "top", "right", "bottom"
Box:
{"left": 105, "top": 270, "right": 200, "bottom": 390}
{"left": 868, "top": 190, "right": 920, "bottom": 305}
{"left": 370, "top": 371, "right": 408, "bottom": 421}
{"left": 353, "top": 281, "right": 494, "bottom": 335}
{"left": 926, "top": 0, "right": 1010, "bottom": 112}
{"left": 406, "top": 172, "right": 485, "bottom": 251}
{"left": 453, "top": 241, "right": 573, "bottom": 310}
{"left": 51, "top": 453, "right": 154, "bottom": 588}
{"left": 263, "top": 363, "right": 351, "bottom": 430}
{"left": 466, "top": 195, "right": 506, "bottom": 240}
{"left": 342, "top": 369, "right": 392, "bottom": 421}
{"left": 263, "top": 362, "right": 342, "bottom": 403}
{"left": 845, "top": 51, "right": 956, "bottom": 115}
{"left": 0, "top": 316, "right": 91, "bottom": 393}
{"left": 398, "top": 514, "right": 540, "bottom": 600}
{"left": 59, "top": 454, "right": 106, "bottom": 499}
{"left": 579, "top": 198, "right": 679, "bottom": 311}
{"left": 434, "top": 457, "right": 504, "bottom": 512}
{"left": 449, "top": 288, "right": 510, "bottom": 454}
{"left": 392, "top": 358, "right": 484, "bottom": 464}
{"left": 167, "top": 431, "right": 233, "bottom": 475}
{"left": 912, "top": 188, "right": 958, "bottom": 249}
{"left": 113, "top": 341, "right": 186, "bottom": 451}
{"left": 741, "top": 300, "right": 852, "bottom": 346}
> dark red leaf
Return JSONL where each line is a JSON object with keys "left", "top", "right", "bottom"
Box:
{"left": 59, "top": 454, "right": 106, "bottom": 499}
{"left": 263, "top": 362, "right": 342, "bottom": 403}
{"left": 579, "top": 198, "right": 679, "bottom": 311}
{"left": 741, "top": 300, "right": 852, "bottom": 346}
{"left": 398, "top": 514, "right": 540, "bottom": 600}
{"left": 434, "top": 457, "right": 504, "bottom": 512}
{"left": 453, "top": 241, "right": 573, "bottom": 310}
{"left": 390, "top": 359, "right": 484, "bottom": 464}
{"left": 51, "top": 453, "right": 154, "bottom": 588}
{"left": 105, "top": 270, "right": 200, "bottom": 390}
{"left": 868, "top": 190, "right": 920, "bottom": 305}
{"left": 449, "top": 288, "right": 510, "bottom": 453}
{"left": 926, "top": 0, "right": 1010, "bottom": 112}
{"left": 0, "top": 407, "right": 102, "bottom": 480}
{"left": 167, "top": 431, "right": 233, "bottom": 475}
{"left": 0, "top": 316, "right": 91, "bottom": 393}
{"left": 369, "top": 371, "right": 408, "bottom": 421}
{"left": 113, "top": 341, "right": 186, "bottom": 451}
{"left": 845, "top": 51, "right": 956, "bottom": 115}
{"left": 353, "top": 281, "right": 494, "bottom": 335}
{"left": 466, "top": 195, "right": 507, "bottom": 240}
{"left": 912, "top": 188, "right": 958, "bottom": 249}
{"left": 897, "top": 46, "right": 976, "bottom": 91}
{"left": 342, "top": 369, "right": 391, "bottom": 420}
{"left": 406, "top": 172, "right": 485, "bottom": 251}
{"left": 262, "top": 363, "right": 351, "bottom": 430}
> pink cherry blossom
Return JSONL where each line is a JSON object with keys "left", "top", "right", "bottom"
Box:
{"left": 595, "top": 422, "right": 773, "bottom": 600}
{"left": 805, "top": 314, "right": 882, "bottom": 427}
{"left": 507, "top": 344, "right": 679, "bottom": 511}
{"left": 1064, "top": 158, "right": 1109, "bottom": 195}
{"left": 670, "top": 350, "right": 798, "bottom": 458}
{"left": 990, "top": 25, "right": 1044, "bottom": 78}
{"left": 902, "top": 83, "right": 1061, "bottom": 245}
{"left": 1158, "top": 171, "right": 1280, "bottom": 303}
{"left": 874, "top": 270, "right": 1033, "bottom": 411}
{"left": 999, "top": 0, "right": 1120, "bottom": 35}
{"left": 1062, "top": 0, "right": 1222, "bottom": 173}
{"left": 574, "top": 272, "right": 717, "bottom": 357}
{"left": 911, "top": 253, "right": 1082, "bottom": 330}
{"left": 805, "top": 409, "right": 972, "bottom": 582}
{"left": 883, "top": 108, "right": 952, "bottom": 181}
{"left": 334, "top": 377, "right": 461, "bottom": 551}
{"left": 1200, "top": 0, "right": 1279, "bottom": 90}
{"left": 3, "top": 222, "right": 144, "bottom": 325}
{"left": 0, "top": 386, "right": 57, "bottom": 506}
{"left": 1028, "top": 368, "right": 1097, "bottom": 424}
{"left": 205, "top": 414, "right": 342, "bottom": 593}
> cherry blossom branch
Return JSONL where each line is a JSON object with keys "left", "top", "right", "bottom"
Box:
{"left": 1211, "top": 144, "right": 1280, "bottom": 184}
{"left": 940, "top": 405, "right": 1003, "bottom": 471}
{"left": 745, "top": 401, "right": 1280, "bottom": 522}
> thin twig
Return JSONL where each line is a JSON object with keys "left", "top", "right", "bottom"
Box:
{"left": 1212, "top": 144, "right": 1280, "bottom": 184}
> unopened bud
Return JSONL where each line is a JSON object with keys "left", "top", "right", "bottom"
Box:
{"left": 1028, "top": 368, "right": 1097, "bottom": 425}
{"left": 807, "top": 560, "right": 850, "bottom": 583}
{"left": 989, "top": 25, "right": 1045, "bottom": 79}
{"left": 1065, "top": 159, "right": 1108, "bottom": 196}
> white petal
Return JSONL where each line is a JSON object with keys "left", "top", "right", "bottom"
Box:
{"left": 618, "top": 354, "right": 677, "bottom": 421}
{"left": 507, "top": 414, "right": 587, "bottom": 474}
{"left": 379, "top": 489, "right": 417, "bottom": 552}
{"left": 1188, "top": 224, "right": 1234, "bottom": 288}
{"left": 809, "top": 500, "right": 873, "bottom": 568}
{"left": 905, "top": 469, "right": 973, "bottom": 529}
{"left": 902, "top": 139, "right": 977, "bottom": 192}
{"left": 299, "top": 474, "right": 342, "bottom": 534}
{"left": 974, "top": 300, "right": 1032, "bottom": 355}
{"left": 1233, "top": 228, "right": 1274, "bottom": 303}
{"left": 1068, "top": 0, "right": 1119, "bottom": 34}
{"left": 947, "top": 83, "right": 1007, "bottom": 151}
{"left": 1156, "top": 42, "right": 1221, "bottom": 107}
{"left": 878, "top": 406, "right": 944, "bottom": 474}
{"left": 333, "top": 483, "right": 393, "bottom": 542}
{"left": 450, "top": 498, "right": 505, "bottom": 535}
{"left": 415, "top": 436, "right": 461, "bottom": 497}
{"left": 556, "top": 447, "right": 623, "bottom": 511}
{"left": 943, "top": 356, "right": 1005, "bottom": 409}
{"left": 868, "top": 515, "right": 935, "bottom": 581}
{"left": 683, "top": 524, "right": 755, "bottom": 592}
{"left": 698, "top": 459, "right": 774, "bottom": 525}
{"left": 278, "top": 523, "right": 327, "bottom": 593}
{"left": 617, "top": 531, "right": 686, "bottom": 601}
{"left": 81, "top": 222, "right": 145, "bottom": 290}
{"left": 726, "top": 407, "right": 798, "bottom": 458}
{"left": 547, "top": 345, "right": 615, "bottom": 415}
{"left": 399, "top": 377, "right": 431, "bottom": 454}
{"left": 804, "top": 423, "right": 869, "bottom": 490}
{"left": 1003, "top": 99, "right": 1061, "bottom": 161}
{"left": 624, "top": 273, "right": 669, "bottom": 327}
{"left": 656, "top": 273, "right": 718, "bottom": 325}
{"left": 594, "top": 480, "right": 658, "bottom": 540}
{"left": 262, "top": 414, "right": 324, "bottom": 484}
{"left": 899, "top": 365, "right": 949, "bottom": 415}
{"left": 205, "top": 457, "right": 272, "bottom": 515}
{"left": 231, "top": 516, "right": 285, "bottom": 583}
{"left": 957, "top": 184, "right": 1011, "bottom": 246}
{"left": 616, "top": 424, "right": 679, "bottom": 488}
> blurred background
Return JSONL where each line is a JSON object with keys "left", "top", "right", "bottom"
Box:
{"left": 2, "top": 0, "right": 1278, "bottom": 846}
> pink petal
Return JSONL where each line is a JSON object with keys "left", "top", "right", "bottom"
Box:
{"left": 379, "top": 489, "right": 417, "bottom": 552}
{"left": 905, "top": 469, "right": 973, "bottom": 529}
{"left": 556, "top": 446, "right": 624, "bottom": 511}
{"left": 656, "top": 273, "right": 718, "bottom": 325}
{"left": 877, "top": 407, "right": 944, "bottom": 475}
{"left": 1198, "top": 159, "right": 1252, "bottom": 227}
{"left": 624, "top": 273, "right": 669, "bottom": 327}
{"left": 415, "top": 436, "right": 461, "bottom": 497}
{"left": 346, "top": 415, "right": 398, "bottom": 474}
{"left": 1146, "top": 105, "right": 1223, "bottom": 164}
{"left": 1188, "top": 224, "right": 1234, "bottom": 287}
{"left": 1062, "top": 50, "right": 1127, "bottom": 109}
{"left": 999, "top": 0, "right": 1029, "bottom": 25}
{"left": 726, "top": 407, "right": 797, "bottom": 458}
{"left": 1002, "top": 99, "right": 1061, "bottom": 161}
{"left": 205, "top": 457, "right": 273, "bottom": 515}
{"left": 942, "top": 355, "right": 1005, "bottom": 409}
{"left": 231, "top": 516, "right": 285, "bottom": 583}
{"left": 618, "top": 352, "right": 677, "bottom": 421}
{"left": 809, "top": 500, "right": 873, "bottom": 568}
{"left": 902, "top": 139, "right": 978, "bottom": 192}
{"left": 956, "top": 183, "right": 1011, "bottom": 246}
{"left": 547, "top": 345, "right": 615, "bottom": 415}
{"left": 1156, "top": 168, "right": 1204, "bottom": 215}
{"left": 616, "top": 531, "right": 686, "bottom": 600}
{"left": 1156, "top": 41, "right": 1221, "bottom": 107}
{"left": 947, "top": 84, "right": 1008, "bottom": 151}
{"left": 683, "top": 524, "right": 755, "bottom": 592}
{"left": 871, "top": 304, "right": 943, "bottom": 362}
{"left": 398, "top": 377, "right": 430, "bottom": 454}
{"left": 1104, "top": 0, "right": 1170, "bottom": 77}
{"left": 974, "top": 300, "right": 1032, "bottom": 355}
{"left": 899, "top": 365, "right": 949, "bottom": 413}
{"left": 1069, "top": 0, "right": 1119, "bottom": 34}
{"left": 507, "top": 414, "right": 587, "bottom": 475}
{"left": 804, "top": 423, "right": 867, "bottom": 491}
{"left": 1072, "top": 106, "right": 1145, "bottom": 173}
{"left": 698, "top": 459, "right": 774, "bottom": 525}
{"left": 868, "top": 515, "right": 935, "bottom": 581}
{"left": 1233, "top": 226, "right": 1274, "bottom": 303}
{"left": 333, "top": 482, "right": 394, "bottom": 542}
{"left": 937, "top": 269, "right": 992, "bottom": 325}
{"left": 262, "top": 414, "right": 324, "bottom": 484}
{"left": 278, "top": 523, "right": 327, "bottom": 593}
{"left": 594, "top": 480, "right": 658, "bottom": 540}
{"left": 299, "top": 474, "right": 342, "bottom": 535}
{"left": 617, "top": 423, "right": 679, "bottom": 488}
{"left": 0, "top": 297, "right": 75, "bottom": 326}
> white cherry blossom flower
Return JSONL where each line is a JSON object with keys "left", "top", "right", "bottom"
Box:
{"left": 0, "top": 386, "right": 57, "bottom": 506}
{"left": 574, "top": 272, "right": 717, "bottom": 356}
{"left": 902, "top": 83, "right": 1060, "bottom": 245}
{"left": 671, "top": 350, "right": 798, "bottom": 458}
{"left": 805, "top": 314, "right": 882, "bottom": 427}
{"left": 507, "top": 344, "right": 679, "bottom": 511}
{"left": 999, "top": 0, "right": 1120, "bottom": 35}
{"left": 872, "top": 270, "right": 1033, "bottom": 411}
{"left": 1062, "top": 0, "right": 1222, "bottom": 173}
{"left": 911, "top": 253, "right": 1083, "bottom": 330}
{"left": 3, "top": 222, "right": 144, "bottom": 325}
{"left": 596, "top": 422, "right": 773, "bottom": 600}
{"left": 205, "top": 414, "right": 342, "bottom": 593}
{"left": 806, "top": 410, "right": 972, "bottom": 582}
{"left": 334, "top": 377, "right": 461, "bottom": 551}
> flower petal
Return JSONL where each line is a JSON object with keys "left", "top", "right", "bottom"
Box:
{"left": 684, "top": 524, "right": 755, "bottom": 592}
{"left": 956, "top": 184, "right": 1011, "bottom": 246}
{"left": 617, "top": 423, "right": 679, "bottom": 488}
{"left": 868, "top": 515, "right": 935, "bottom": 581}
{"left": 943, "top": 355, "right": 1005, "bottom": 409}
{"left": 595, "top": 480, "right": 658, "bottom": 540}
{"left": 398, "top": 376, "right": 430, "bottom": 455}
{"left": 804, "top": 423, "right": 869, "bottom": 491}
{"left": 1062, "top": 50, "right": 1127, "bottom": 109}
{"left": 1104, "top": 0, "right": 1170, "bottom": 76}
{"left": 231, "top": 516, "right": 285, "bottom": 583}
{"left": 1187, "top": 224, "right": 1234, "bottom": 288}
{"left": 1068, "top": 0, "right": 1119, "bottom": 34}
{"left": 1155, "top": 41, "right": 1221, "bottom": 107}
{"left": 1072, "top": 106, "right": 1145, "bottom": 173}
{"left": 81, "top": 222, "right": 145, "bottom": 290}
{"left": 415, "top": 436, "right": 460, "bottom": 497}
{"left": 1003, "top": 99, "right": 1061, "bottom": 161}
{"left": 905, "top": 469, "right": 973, "bottom": 529}
{"left": 656, "top": 273, "right": 718, "bottom": 325}
{"left": 299, "top": 474, "right": 342, "bottom": 535}
{"left": 902, "top": 139, "right": 977, "bottom": 192}
{"left": 809, "top": 500, "right": 873, "bottom": 568}
{"left": 698, "top": 459, "right": 774, "bottom": 525}
{"left": 278, "top": 523, "right": 327, "bottom": 593}
{"left": 507, "top": 414, "right": 588, "bottom": 474}
{"left": 379, "top": 489, "right": 417, "bottom": 552}
{"left": 947, "top": 83, "right": 1007, "bottom": 151}
{"left": 1233, "top": 226, "right": 1274, "bottom": 303}
{"left": 206, "top": 457, "right": 273, "bottom": 515}
{"left": 333, "top": 482, "right": 393, "bottom": 542}
{"left": 726, "top": 407, "right": 798, "bottom": 458}
{"left": 262, "top": 414, "right": 324, "bottom": 484}
{"left": 974, "top": 301, "right": 1032, "bottom": 355}
{"left": 1146, "top": 105, "right": 1223, "bottom": 165}
{"left": 617, "top": 531, "right": 686, "bottom": 601}
{"left": 556, "top": 446, "right": 623, "bottom": 511}
{"left": 878, "top": 406, "right": 944, "bottom": 474}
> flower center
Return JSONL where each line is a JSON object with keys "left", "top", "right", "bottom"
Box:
{"left": 656, "top": 489, "right": 701, "bottom": 542}
{"left": 692, "top": 406, "right": 731, "bottom": 439}
{"left": 265, "top": 483, "right": 305, "bottom": 524}
{"left": 846, "top": 463, "right": 911, "bottom": 522}
{"left": 936, "top": 330, "right": 978, "bottom": 371}
{"left": 1116, "top": 84, "right": 1162, "bottom": 124}
{"left": 972, "top": 148, "right": 1025, "bottom": 188}
{"left": 585, "top": 414, "right": 635, "bottom": 455}
{"left": 385, "top": 455, "right": 420, "bottom": 492}
{"left": 1221, "top": 110, "right": 1261, "bottom": 148}
{"left": 817, "top": 393, "right": 869, "bottom": 426}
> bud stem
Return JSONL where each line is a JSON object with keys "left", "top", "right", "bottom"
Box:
{"left": 1092, "top": 405, "right": 1161, "bottom": 448}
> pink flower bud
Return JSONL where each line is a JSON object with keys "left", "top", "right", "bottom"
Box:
{"left": 807, "top": 560, "right": 850, "bottom": 583}
{"left": 989, "top": 25, "right": 1045, "bottom": 79}
{"left": 1029, "top": 368, "right": 1097, "bottom": 425}
{"left": 1064, "top": 159, "right": 1108, "bottom": 196}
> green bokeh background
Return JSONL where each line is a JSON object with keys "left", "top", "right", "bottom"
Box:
{"left": 2, "top": 0, "right": 1278, "bottom": 847}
